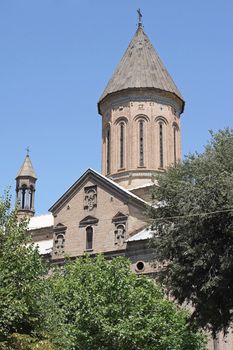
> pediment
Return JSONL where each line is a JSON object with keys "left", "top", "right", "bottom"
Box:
{"left": 79, "top": 215, "right": 99, "bottom": 227}
{"left": 54, "top": 223, "right": 67, "bottom": 233}
{"left": 112, "top": 212, "right": 128, "bottom": 223}
{"left": 49, "top": 168, "right": 147, "bottom": 215}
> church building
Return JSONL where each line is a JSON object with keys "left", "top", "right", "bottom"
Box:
{"left": 14, "top": 16, "right": 232, "bottom": 349}
{"left": 16, "top": 17, "right": 184, "bottom": 271}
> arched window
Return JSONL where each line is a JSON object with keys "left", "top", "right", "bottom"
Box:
{"left": 86, "top": 226, "right": 93, "bottom": 250}
{"left": 139, "top": 120, "right": 144, "bottom": 166}
{"left": 134, "top": 115, "right": 149, "bottom": 167}
{"left": 115, "top": 117, "right": 128, "bottom": 170}
{"left": 106, "top": 127, "right": 111, "bottom": 174}
{"left": 21, "top": 185, "right": 27, "bottom": 209}
{"left": 159, "top": 122, "right": 164, "bottom": 168}
{"left": 173, "top": 125, "right": 177, "bottom": 165}
{"left": 155, "top": 116, "right": 167, "bottom": 169}
{"left": 120, "top": 122, "right": 125, "bottom": 168}
{"left": 29, "top": 187, "right": 33, "bottom": 209}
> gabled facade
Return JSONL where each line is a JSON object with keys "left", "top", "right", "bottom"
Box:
{"left": 49, "top": 169, "right": 148, "bottom": 261}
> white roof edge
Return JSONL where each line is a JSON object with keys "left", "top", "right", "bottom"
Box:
{"left": 33, "top": 239, "right": 53, "bottom": 255}
{"left": 129, "top": 183, "right": 155, "bottom": 190}
{"left": 126, "top": 227, "right": 155, "bottom": 242}
{"left": 28, "top": 213, "right": 54, "bottom": 230}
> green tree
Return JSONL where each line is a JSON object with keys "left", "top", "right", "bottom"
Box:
{"left": 0, "top": 193, "right": 57, "bottom": 349}
{"left": 50, "top": 254, "right": 205, "bottom": 350}
{"left": 0, "top": 333, "right": 56, "bottom": 350}
{"left": 149, "top": 128, "right": 233, "bottom": 334}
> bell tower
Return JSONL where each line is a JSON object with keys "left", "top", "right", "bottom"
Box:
{"left": 98, "top": 13, "right": 185, "bottom": 191}
{"left": 16, "top": 151, "right": 37, "bottom": 219}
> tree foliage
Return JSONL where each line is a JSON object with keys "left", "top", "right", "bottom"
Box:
{"left": 0, "top": 193, "right": 56, "bottom": 349}
{"left": 0, "top": 193, "right": 205, "bottom": 349}
{"left": 0, "top": 333, "right": 56, "bottom": 350}
{"left": 149, "top": 128, "right": 233, "bottom": 334}
{"left": 50, "top": 255, "right": 205, "bottom": 350}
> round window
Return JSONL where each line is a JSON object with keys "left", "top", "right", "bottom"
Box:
{"left": 135, "top": 261, "right": 145, "bottom": 272}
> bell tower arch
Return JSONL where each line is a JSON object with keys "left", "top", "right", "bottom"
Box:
{"left": 16, "top": 151, "right": 37, "bottom": 219}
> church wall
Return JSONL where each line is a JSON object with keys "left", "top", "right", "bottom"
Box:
{"left": 206, "top": 331, "right": 233, "bottom": 350}
{"left": 31, "top": 226, "right": 53, "bottom": 242}
{"left": 129, "top": 185, "right": 154, "bottom": 203}
{"left": 126, "top": 240, "right": 156, "bottom": 274}
{"left": 101, "top": 89, "right": 182, "bottom": 189}
{"left": 51, "top": 178, "right": 147, "bottom": 260}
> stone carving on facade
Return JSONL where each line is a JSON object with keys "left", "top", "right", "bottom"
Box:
{"left": 114, "top": 223, "right": 126, "bottom": 247}
{"left": 112, "top": 212, "right": 128, "bottom": 247}
{"left": 53, "top": 223, "right": 67, "bottom": 257}
{"left": 54, "top": 233, "right": 65, "bottom": 256}
{"left": 84, "top": 185, "right": 97, "bottom": 211}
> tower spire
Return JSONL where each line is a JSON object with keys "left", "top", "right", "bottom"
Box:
{"left": 15, "top": 152, "right": 37, "bottom": 219}
{"left": 98, "top": 18, "right": 184, "bottom": 191}
{"left": 137, "top": 8, "right": 143, "bottom": 28}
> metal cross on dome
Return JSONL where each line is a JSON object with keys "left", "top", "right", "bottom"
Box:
{"left": 137, "top": 8, "right": 143, "bottom": 27}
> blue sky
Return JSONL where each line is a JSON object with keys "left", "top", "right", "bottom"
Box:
{"left": 1, "top": 0, "right": 233, "bottom": 214}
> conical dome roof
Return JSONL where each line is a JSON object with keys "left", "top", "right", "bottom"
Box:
{"left": 99, "top": 26, "right": 184, "bottom": 109}
{"left": 16, "top": 154, "right": 37, "bottom": 179}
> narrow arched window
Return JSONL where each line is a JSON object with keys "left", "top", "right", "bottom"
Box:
{"left": 21, "top": 185, "right": 26, "bottom": 209}
{"left": 29, "top": 187, "right": 33, "bottom": 209}
{"left": 159, "top": 122, "right": 164, "bottom": 168}
{"left": 106, "top": 127, "right": 111, "bottom": 174}
{"left": 120, "top": 122, "right": 124, "bottom": 168}
{"left": 86, "top": 226, "right": 93, "bottom": 250}
{"left": 139, "top": 120, "right": 144, "bottom": 166}
{"left": 173, "top": 125, "right": 177, "bottom": 165}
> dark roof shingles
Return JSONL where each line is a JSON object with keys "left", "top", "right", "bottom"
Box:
{"left": 99, "top": 27, "right": 183, "bottom": 103}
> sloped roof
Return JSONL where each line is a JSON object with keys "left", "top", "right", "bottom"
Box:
{"left": 127, "top": 227, "right": 154, "bottom": 242}
{"left": 49, "top": 168, "right": 148, "bottom": 214}
{"left": 16, "top": 155, "right": 37, "bottom": 179}
{"left": 28, "top": 213, "right": 54, "bottom": 230}
{"left": 34, "top": 239, "right": 53, "bottom": 255}
{"left": 99, "top": 26, "right": 184, "bottom": 105}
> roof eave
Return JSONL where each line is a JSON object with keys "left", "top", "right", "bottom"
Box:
{"left": 98, "top": 87, "right": 185, "bottom": 115}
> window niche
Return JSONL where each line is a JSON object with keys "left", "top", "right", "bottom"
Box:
{"left": 106, "top": 127, "right": 111, "bottom": 174}
{"left": 115, "top": 117, "right": 128, "bottom": 170}
{"left": 119, "top": 122, "right": 125, "bottom": 169}
{"left": 86, "top": 226, "right": 93, "bottom": 251}
{"left": 79, "top": 216, "right": 99, "bottom": 252}
{"left": 172, "top": 123, "right": 179, "bottom": 165}
{"left": 84, "top": 185, "right": 97, "bottom": 211}
{"left": 159, "top": 122, "right": 164, "bottom": 168}
{"left": 155, "top": 116, "right": 168, "bottom": 169}
{"left": 21, "top": 185, "right": 27, "bottom": 209}
{"left": 112, "top": 212, "right": 128, "bottom": 247}
{"left": 134, "top": 115, "right": 149, "bottom": 168}
{"left": 53, "top": 223, "right": 67, "bottom": 257}
{"left": 29, "top": 186, "right": 34, "bottom": 209}
{"left": 139, "top": 119, "right": 144, "bottom": 166}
